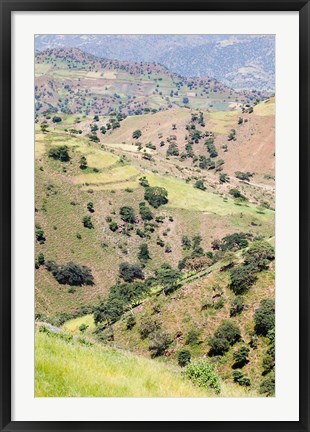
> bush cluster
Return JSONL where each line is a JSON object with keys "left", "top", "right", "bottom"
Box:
{"left": 48, "top": 145, "right": 70, "bottom": 162}
{"left": 184, "top": 360, "right": 221, "bottom": 394}
{"left": 144, "top": 186, "right": 168, "bottom": 208}
{"left": 209, "top": 321, "right": 241, "bottom": 356}
{"left": 46, "top": 261, "right": 94, "bottom": 286}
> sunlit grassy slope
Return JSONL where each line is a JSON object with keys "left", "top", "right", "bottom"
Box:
{"left": 146, "top": 174, "right": 274, "bottom": 219}
{"left": 35, "top": 329, "right": 215, "bottom": 397}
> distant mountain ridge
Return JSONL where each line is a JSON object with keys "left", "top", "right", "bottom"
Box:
{"left": 35, "top": 47, "right": 268, "bottom": 116}
{"left": 35, "top": 34, "right": 275, "bottom": 91}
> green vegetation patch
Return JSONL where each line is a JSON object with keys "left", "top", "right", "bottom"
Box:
{"left": 146, "top": 174, "right": 274, "bottom": 219}
{"left": 35, "top": 329, "right": 213, "bottom": 397}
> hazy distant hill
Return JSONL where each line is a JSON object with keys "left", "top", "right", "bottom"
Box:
{"left": 35, "top": 35, "right": 275, "bottom": 91}
{"left": 35, "top": 47, "right": 266, "bottom": 116}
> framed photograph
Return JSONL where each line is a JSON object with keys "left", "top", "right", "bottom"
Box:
{"left": 1, "top": 1, "right": 309, "bottom": 431}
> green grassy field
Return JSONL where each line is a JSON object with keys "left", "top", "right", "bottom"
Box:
{"left": 35, "top": 328, "right": 215, "bottom": 397}
{"left": 146, "top": 173, "right": 274, "bottom": 220}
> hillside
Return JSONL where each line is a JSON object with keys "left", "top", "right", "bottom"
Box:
{"left": 35, "top": 44, "right": 275, "bottom": 398}
{"left": 35, "top": 47, "right": 265, "bottom": 116}
{"left": 36, "top": 325, "right": 258, "bottom": 397}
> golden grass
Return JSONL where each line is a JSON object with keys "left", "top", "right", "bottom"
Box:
{"left": 208, "top": 111, "right": 239, "bottom": 134}
{"left": 254, "top": 99, "right": 275, "bottom": 117}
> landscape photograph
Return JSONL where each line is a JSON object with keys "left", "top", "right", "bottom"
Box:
{"left": 34, "top": 34, "right": 275, "bottom": 398}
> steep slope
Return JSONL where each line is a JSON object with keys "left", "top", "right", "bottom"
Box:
{"left": 35, "top": 327, "right": 215, "bottom": 397}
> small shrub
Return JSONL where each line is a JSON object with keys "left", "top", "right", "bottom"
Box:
{"left": 109, "top": 221, "right": 118, "bottom": 232}
{"left": 139, "top": 202, "right": 153, "bottom": 221}
{"left": 132, "top": 129, "right": 142, "bottom": 139}
{"left": 82, "top": 215, "right": 94, "bottom": 229}
{"left": 243, "top": 240, "right": 275, "bottom": 271}
{"left": 79, "top": 156, "right": 87, "bottom": 170}
{"left": 186, "top": 328, "right": 200, "bottom": 345}
{"left": 233, "top": 346, "right": 250, "bottom": 368}
{"left": 93, "top": 298, "right": 125, "bottom": 326}
{"left": 178, "top": 349, "right": 191, "bottom": 367}
{"left": 126, "top": 315, "right": 136, "bottom": 330}
{"left": 229, "top": 188, "right": 246, "bottom": 200}
{"left": 184, "top": 360, "right": 221, "bottom": 394}
{"left": 232, "top": 370, "right": 251, "bottom": 386}
{"left": 230, "top": 296, "right": 244, "bottom": 317}
{"left": 148, "top": 330, "right": 171, "bottom": 357}
{"left": 138, "top": 243, "right": 151, "bottom": 262}
{"left": 48, "top": 145, "right": 70, "bottom": 162}
{"left": 194, "top": 180, "right": 206, "bottom": 191}
{"left": 52, "top": 116, "right": 62, "bottom": 123}
{"left": 35, "top": 228, "right": 46, "bottom": 244}
{"left": 165, "top": 243, "right": 172, "bottom": 253}
{"left": 119, "top": 262, "right": 144, "bottom": 282}
{"left": 37, "top": 252, "right": 45, "bottom": 266}
{"left": 87, "top": 202, "right": 94, "bottom": 213}
{"left": 96, "top": 326, "right": 114, "bottom": 343}
{"left": 79, "top": 323, "right": 88, "bottom": 332}
{"left": 214, "top": 321, "right": 241, "bottom": 345}
{"left": 139, "top": 317, "right": 161, "bottom": 339}
{"left": 259, "top": 371, "right": 275, "bottom": 396}
{"left": 254, "top": 299, "right": 275, "bottom": 336}
{"left": 120, "top": 206, "right": 136, "bottom": 223}
{"left": 208, "top": 337, "right": 230, "bottom": 356}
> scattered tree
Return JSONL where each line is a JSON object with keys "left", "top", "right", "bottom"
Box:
{"left": 46, "top": 261, "right": 94, "bottom": 286}
{"left": 79, "top": 156, "right": 87, "bottom": 170}
{"left": 254, "top": 299, "right": 275, "bottom": 336}
{"left": 178, "top": 349, "right": 191, "bottom": 367}
{"left": 82, "top": 215, "right": 94, "bottom": 229}
{"left": 144, "top": 186, "right": 168, "bottom": 208}
{"left": 119, "top": 262, "right": 144, "bottom": 282}
{"left": 132, "top": 129, "right": 142, "bottom": 139}
{"left": 138, "top": 243, "right": 151, "bottom": 263}
{"left": 48, "top": 145, "right": 70, "bottom": 162}
{"left": 120, "top": 206, "right": 136, "bottom": 223}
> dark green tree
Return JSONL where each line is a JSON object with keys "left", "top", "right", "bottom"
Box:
{"left": 178, "top": 349, "right": 192, "bottom": 367}
{"left": 120, "top": 206, "right": 136, "bottom": 223}
{"left": 243, "top": 241, "right": 275, "bottom": 271}
{"left": 148, "top": 330, "right": 171, "bottom": 358}
{"left": 194, "top": 180, "right": 206, "bottom": 191}
{"left": 229, "top": 265, "right": 257, "bottom": 294}
{"left": 132, "top": 129, "right": 142, "bottom": 139}
{"left": 233, "top": 346, "right": 250, "bottom": 368}
{"left": 144, "top": 186, "right": 168, "bottom": 208}
{"left": 82, "top": 215, "right": 94, "bottom": 229}
{"left": 119, "top": 262, "right": 144, "bottom": 282}
{"left": 87, "top": 202, "right": 94, "bottom": 213}
{"left": 79, "top": 156, "right": 87, "bottom": 170}
{"left": 48, "top": 145, "right": 70, "bottom": 162}
{"left": 138, "top": 243, "right": 151, "bottom": 263}
{"left": 254, "top": 299, "right": 275, "bottom": 336}
{"left": 46, "top": 261, "right": 94, "bottom": 286}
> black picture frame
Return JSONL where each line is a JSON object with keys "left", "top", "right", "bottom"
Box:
{"left": 1, "top": 1, "right": 309, "bottom": 431}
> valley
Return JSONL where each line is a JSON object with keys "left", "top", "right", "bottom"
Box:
{"left": 35, "top": 42, "right": 275, "bottom": 398}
